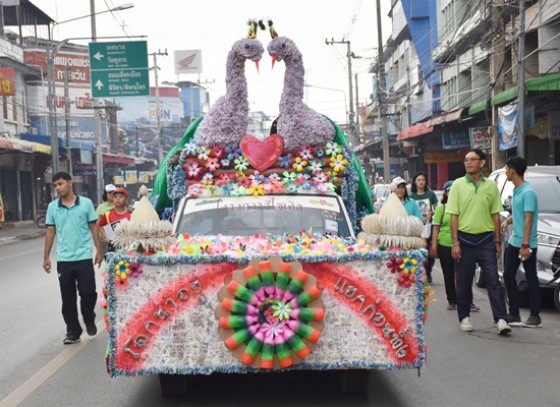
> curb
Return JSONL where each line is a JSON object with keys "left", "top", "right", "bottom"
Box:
{"left": 0, "top": 231, "right": 45, "bottom": 247}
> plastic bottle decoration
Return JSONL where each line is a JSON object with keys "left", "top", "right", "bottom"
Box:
{"left": 215, "top": 256, "right": 325, "bottom": 369}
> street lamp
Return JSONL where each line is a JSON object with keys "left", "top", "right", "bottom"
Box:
{"left": 47, "top": 3, "right": 134, "bottom": 193}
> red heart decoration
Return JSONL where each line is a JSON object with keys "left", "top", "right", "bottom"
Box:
{"left": 239, "top": 134, "right": 284, "bottom": 171}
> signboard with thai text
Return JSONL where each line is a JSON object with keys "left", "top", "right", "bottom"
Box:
{"left": 88, "top": 41, "right": 149, "bottom": 97}
{"left": 0, "top": 67, "right": 16, "bottom": 96}
{"left": 469, "top": 127, "right": 492, "bottom": 151}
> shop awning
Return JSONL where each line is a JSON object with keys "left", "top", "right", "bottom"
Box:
{"left": 491, "top": 71, "right": 560, "bottom": 107}
{"left": 491, "top": 86, "right": 518, "bottom": 106}
{"left": 396, "top": 122, "right": 433, "bottom": 141}
{"left": 0, "top": 138, "right": 51, "bottom": 154}
{"left": 468, "top": 99, "right": 489, "bottom": 116}
{"left": 427, "top": 108, "right": 465, "bottom": 127}
{"left": 103, "top": 153, "right": 135, "bottom": 165}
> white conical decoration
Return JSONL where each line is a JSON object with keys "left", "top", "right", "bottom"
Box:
{"left": 130, "top": 185, "right": 159, "bottom": 224}
{"left": 358, "top": 192, "right": 425, "bottom": 250}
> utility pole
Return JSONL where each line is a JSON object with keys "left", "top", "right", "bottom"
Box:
{"left": 90, "top": 0, "right": 104, "bottom": 206}
{"left": 150, "top": 49, "right": 168, "bottom": 165}
{"left": 64, "top": 66, "right": 72, "bottom": 176}
{"left": 517, "top": 0, "right": 526, "bottom": 158}
{"left": 325, "top": 38, "right": 357, "bottom": 147}
{"left": 376, "top": 0, "right": 391, "bottom": 181}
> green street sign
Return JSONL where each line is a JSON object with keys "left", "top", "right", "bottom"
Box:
{"left": 88, "top": 41, "right": 149, "bottom": 97}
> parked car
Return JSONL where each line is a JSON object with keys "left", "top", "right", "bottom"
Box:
{"left": 476, "top": 166, "right": 560, "bottom": 311}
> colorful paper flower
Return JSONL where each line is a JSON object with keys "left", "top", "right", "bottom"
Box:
{"left": 246, "top": 184, "right": 265, "bottom": 197}
{"left": 329, "top": 154, "right": 348, "bottom": 173}
{"left": 315, "top": 147, "right": 325, "bottom": 158}
{"left": 234, "top": 156, "right": 250, "bottom": 171}
{"left": 292, "top": 157, "right": 308, "bottom": 172}
{"left": 325, "top": 142, "right": 342, "bottom": 156}
{"left": 282, "top": 171, "right": 297, "bottom": 183}
{"left": 226, "top": 145, "right": 241, "bottom": 161}
{"left": 182, "top": 142, "right": 199, "bottom": 156}
{"left": 211, "top": 146, "right": 225, "bottom": 159}
{"left": 271, "top": 300, "right": 293, "bottom": 321}
{"left": 312, "top": 171, "right": 330, "bottom": 184}
{"left": 205, "top": 157, "right": 220, "bottom": 172}
{"left": 197, "top": 146, "right": 211, "bottom": 160}
{"left": 220, "top": 158, "right": 231, "bottom": 168}
{"left": 278, "top": 154, "right": 294, "bottom": 168}
{"left": 307, "top": 160, "right": 324, "bottom": 173}
{"left": 185, "top": 162, "right": 204, "bottom": 180}
{"left": 298, "top": 147, "right": 314, "bottom": 161}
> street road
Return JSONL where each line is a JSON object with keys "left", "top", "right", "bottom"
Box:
{"left": 1, "top": 239, "right": 559, "bottom": 407}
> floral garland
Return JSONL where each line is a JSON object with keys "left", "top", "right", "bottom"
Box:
{"left": 216, "top": 259, "right": 325, "bottom": 369}
{"left": 165, "top": 140, "right": 361, "bottom": 221}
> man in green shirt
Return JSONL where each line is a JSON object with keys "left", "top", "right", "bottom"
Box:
{"left": 447, "top": 149, "right": 511, "bottom": 335}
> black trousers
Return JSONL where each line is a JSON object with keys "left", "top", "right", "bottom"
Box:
{"left": 437, "top": 244, "right": 456, "bottom": 304}
{"left": 57, "top": 259, "right": 97, "bottom": 335}
{"left": 455, "top": 232, "right": 507, "bottom": 322}
{"left": 503, "top": 244, "right": 540, "bottom": 317}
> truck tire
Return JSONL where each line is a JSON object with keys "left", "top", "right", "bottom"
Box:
{"left": 159, "top": 374, "right": 190, "bottom": 398}
{"left": 339, "top": 369, "right": 369, "bottom": 394}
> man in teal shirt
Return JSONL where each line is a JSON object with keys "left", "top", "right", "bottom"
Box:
{"left": 447, "top": 149, "right": 511, "bottom": 335}
{"left": 500, "top": 156, "right": 541, "bottom": 328}
{"left": 43, "top": 172, "right": 103, "bottom": 345}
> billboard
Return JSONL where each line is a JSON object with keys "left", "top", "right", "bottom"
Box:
{"left": 174, "top": 50, "right": 202, "bottom": 74}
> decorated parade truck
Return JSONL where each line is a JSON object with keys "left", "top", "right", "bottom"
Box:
{"left": 101, "top": 21, "right": 430, "bottom": 397}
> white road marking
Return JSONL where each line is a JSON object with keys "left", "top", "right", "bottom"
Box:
{"left": 0, "top": 320, "right": 105, "bottom": 407}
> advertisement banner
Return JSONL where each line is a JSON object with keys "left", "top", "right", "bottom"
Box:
{"left": 498, "top": 103, "right": 518, "bottom": 150}
{"left": 0, "top": 67, "right": 16, "bottom": 96}
{"left": 549, "top": 111, "right": 560, "bottom": 140}
{"left": 174, "top": 50, "right": 202, "bottom": 74}
{"left": 441, "top": 131, "right": 470, "bottom": 150}
{"left": 469, "top": 127, "right": 492, "bottom": 151}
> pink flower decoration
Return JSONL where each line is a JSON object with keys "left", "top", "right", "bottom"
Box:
{"left": 205, "top": 157, "right": 220, "bottom": 172}
{"left": 185, "top": 162, "right": 203, "bottom": 180}
{"left": 298, "top": 146, "right": 314, "bottom": 160}
{"left": 211, "top": 146, "right": 225, "bottom": 159}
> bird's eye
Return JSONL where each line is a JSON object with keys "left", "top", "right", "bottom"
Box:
{"left": 244, "top": 44, "right": 249, "bottom": 49}
{"left": 281, "top": 43, "right": 286, "bottom": 48}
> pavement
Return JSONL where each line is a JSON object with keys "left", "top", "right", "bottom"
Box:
{"left": 0, "top": 221, "right": 46, "bottom": 247}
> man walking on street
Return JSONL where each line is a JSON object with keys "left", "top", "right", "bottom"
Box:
{"left": 501, "top": 156, "right": 541, "bottom": 328}
{"left": 446, "top": 149, "right": 511, "bottom": 335}
{"left": 43, "top": 171, "right": 103, "bottom": 345}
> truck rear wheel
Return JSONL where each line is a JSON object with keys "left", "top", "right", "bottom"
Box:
{"left": 159, "top": 374, "right": 190, "bottom": 398}
{"left": 339, "top": 369, "right": 369, "bottom": 394}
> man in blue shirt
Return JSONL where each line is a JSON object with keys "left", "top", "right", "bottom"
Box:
{"left": 500, "top": 157, "right": 541, "bottom": 328}
{"left": 43, "top": 172, "right": 103, "bottom": 344}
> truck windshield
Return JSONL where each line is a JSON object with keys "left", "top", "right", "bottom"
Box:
{"left": 175, "top": 194, "right": 352, "bottom": 238}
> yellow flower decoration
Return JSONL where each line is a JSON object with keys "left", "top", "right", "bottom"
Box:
{"left": 329, "top": 154, "right": 348, "bottom": 173}
{"left": 292, "top": 157, "right": 308, "bottom": 172}
{"left": 246, "top": 184, "right": 265, "bottom": 197}
{"left": 400, "top": 257, "right": 418, "bottom": 274}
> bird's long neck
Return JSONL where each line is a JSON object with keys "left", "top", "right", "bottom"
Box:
{"left": 225, "top": 50, "right": 249, "bottom": 107}
{"left": 281, "top": 50, "right": 304, "bottom": 104}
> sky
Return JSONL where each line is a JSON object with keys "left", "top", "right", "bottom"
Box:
{"left": 28, "top": 0, "right": 391, "bottom": 125}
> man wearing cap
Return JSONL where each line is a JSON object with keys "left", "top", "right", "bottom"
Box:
{"left": 96, "top": 184, "right": 116, "bottom": 217}
{"left": 97, "top": 187, "right": 131, "bottom": 252}
{"left": 43, "top": 171, "right": 103, "bottom": 345}
{"left": 446, "top": 148, "right": 511, "bottom": 336}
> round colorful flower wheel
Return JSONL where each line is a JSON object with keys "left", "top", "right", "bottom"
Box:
{"left": 215, "top": 256, "right": 325, "bottom": 369}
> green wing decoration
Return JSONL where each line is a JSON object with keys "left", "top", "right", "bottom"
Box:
{"left": 153, "top": 116, "right": 203, "bottom": 211}
{"left": 329, "top": 117, "right": 374, "bottom": 215}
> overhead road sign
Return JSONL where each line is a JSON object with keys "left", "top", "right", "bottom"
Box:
{"left": 88, "top": 41, "right": 150, "bottom": 97}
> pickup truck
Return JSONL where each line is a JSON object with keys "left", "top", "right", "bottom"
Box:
{"left": 105, "top": 190, "right": 428, "bottom": 397}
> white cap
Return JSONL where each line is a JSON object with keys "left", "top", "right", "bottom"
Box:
{"left": 105, "top": 184, "right": 116, "bottom": 192}
{"left": 390, "top": 176, "right": 407, "bottom": 192}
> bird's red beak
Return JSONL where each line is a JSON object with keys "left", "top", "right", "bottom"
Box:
{"left": 253, "top": 59, "right": 260, "bottom": 74}
{"left": 271, "top": 54, "right": 277, "bottom": 69}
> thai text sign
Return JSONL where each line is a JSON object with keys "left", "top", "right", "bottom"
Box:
{"left": 469, "top": 127, "right": 492, "bottom": 151}
{"left": 0, "top": 67, "right": 16, "bottom": 96}
{"left": 88, "top": 41, "right": 149, "bottom": 97}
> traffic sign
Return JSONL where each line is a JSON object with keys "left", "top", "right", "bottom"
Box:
{"left": 88, "top": 41, "right": 150, "bottom": 97}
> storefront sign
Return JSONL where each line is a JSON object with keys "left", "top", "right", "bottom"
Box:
{"left": 442, "top": 131, "right": 470, "bottom": 150}
{"left": 549, "top": 111, "right": 560, "bottom": 140}
{"left": 424, "top": 151, "right": 463, "bottom": 164}
{"left": 0, "top": 67, "right": 16, "bottom": 96}
{"left": 469, "top": 127, "right": 492, "bottom": 151}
